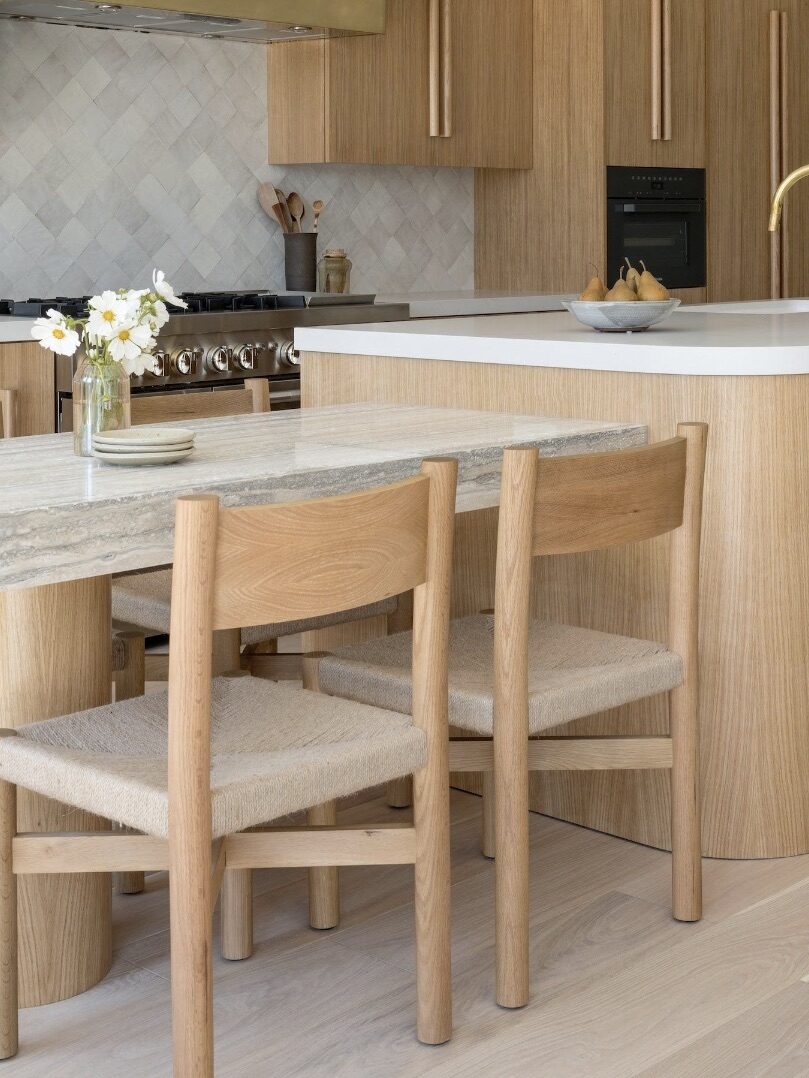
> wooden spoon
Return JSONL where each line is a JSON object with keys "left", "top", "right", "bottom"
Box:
{"left": 287, "top": 191, "right": 305, "bottom": 233}
{"left": 273, "top": 187, "right": 294, "bottom": 232}
{"left": 258, "top": 183, "right": 289, "bottom": 233}
{"left": 312, "top": 199, "right": 324, "bottom": 233}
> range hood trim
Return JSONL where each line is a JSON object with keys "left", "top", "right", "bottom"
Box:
{"left": 0, "top": 0, "right": 386, "bottom": 40}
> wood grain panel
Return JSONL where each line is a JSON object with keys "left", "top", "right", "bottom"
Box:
{"left": 475, "top": 0, "right": 605, "bottom": 292}
{"left": 707, "top": 0, "right": 774, "bottom": 300}
{"left": 267, "top": 40, "right": 325, "bottom": 164}
{"left": 303, "top": 349, "right": 809, "bottom": 859}
{"left": 0, "top": 343, "right": 54, "bottom": 435}
{"left": 605, "top": 0, "right": 706, "bottom": 167}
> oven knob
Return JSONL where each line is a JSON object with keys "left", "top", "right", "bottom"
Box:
{"left": 206, "top": 345, "right": 232, "bottom": 373}
{"left": 172, "top": 348, "right": 199, "bottom": 376}
{"left": 277, "top": 341, "right": 300, "bottom": 367}
{"left": 149, "top": 350, "right": 169, "bottom": 377}
{"left": 234, "top": 344, "right": 260, "bottom": 371}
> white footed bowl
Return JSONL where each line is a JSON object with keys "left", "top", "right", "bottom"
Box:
{"left": 563, "top": 298, "right": 681, "bottom": 332}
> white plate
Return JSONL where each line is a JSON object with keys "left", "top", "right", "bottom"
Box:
{"left": 93, "top": 448, "right": 194, "bottom": 466}
{"left": 92, "top": 427, "right": 196, "bottom": 447}
{"left": 93, "top": 440, "right": 195, "bottom": 455}
{"left": 563, "top": 298, "right": 681, "bottom": 332}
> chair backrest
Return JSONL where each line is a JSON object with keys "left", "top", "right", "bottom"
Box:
{"left": 165, "top": 457, "right": 458, "bottom": 853}
{"left": 493, "top": 424, "right": 708, "bottom": 727}
{"left": 0, "top": 389, "right": 16, "bottom": 439}
{"left": 130, "top": 378, "right": 270, "bottom": 426}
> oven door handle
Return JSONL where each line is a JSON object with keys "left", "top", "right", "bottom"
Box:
{"left": 618, "top": 200, "right": 703, "bottom": 213}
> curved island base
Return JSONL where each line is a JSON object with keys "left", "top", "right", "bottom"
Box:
{"left": 301, "top": 337, "right": 809, "bottom": 860}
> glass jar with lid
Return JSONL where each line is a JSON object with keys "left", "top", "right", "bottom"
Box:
{"left": 317, "top": 249, "right": 352, "bottom": 294}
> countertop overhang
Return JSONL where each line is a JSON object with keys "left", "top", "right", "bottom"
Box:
{"left": 295, "top": 310, "right": 809, "bottom": 376}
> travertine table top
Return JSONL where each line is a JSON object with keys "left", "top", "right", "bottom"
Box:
{"left": 0, "top": 404, "right": 645, "bottom": 590}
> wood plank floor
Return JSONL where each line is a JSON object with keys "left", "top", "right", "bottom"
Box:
{"left": 11, "top": 790, "right": 809, "bottom": 1077}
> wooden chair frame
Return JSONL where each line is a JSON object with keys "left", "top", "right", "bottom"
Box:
{"left": 0, "top": 459, "right": 457, "bottom": 1073}
{"left": 447, "top": 423, "right": 707, "bottom": 1009}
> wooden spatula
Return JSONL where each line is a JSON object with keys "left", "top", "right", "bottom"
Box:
{"left": 258, "top": 183, "right": 290, "bottom": 232}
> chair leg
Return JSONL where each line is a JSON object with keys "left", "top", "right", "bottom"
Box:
{"left": 169, "top": 845, "right": 214, "bottom": 1077}
{"left": 307, "top": 801, "right": 340, "bottom": 929}
{"left": 413, "top": 749, "right": 452, "bottom": 1045}
{"left": 480, "top": 770, "right": 496, "bottom": 859}
{"left": 0, "top": 775, "right": 17, "bottom": 1060}
{"left": 220, "top": 869, "right": 253, "bottom": 960}
{"left": 386, "top": 775, "right": 413, "bottom": 809}
{"left": 670, "top": 687, "right": 702, "bottom": 922}
{"left": 301, "top": 653, "right": 340, "bottom": 930}
{"left": 494, "top": 732, "right": 529, "bottom": 1009}
{"left": 113, "top": 632, "right": 147, "bottom": 896}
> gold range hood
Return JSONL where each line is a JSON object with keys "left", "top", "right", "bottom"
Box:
{"left": 0, "top": 0, "right": 386, "bottom": 43}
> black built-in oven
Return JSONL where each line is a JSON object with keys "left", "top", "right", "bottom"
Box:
{"left": 607, "top": 166, "right": 706, "bottom": 289}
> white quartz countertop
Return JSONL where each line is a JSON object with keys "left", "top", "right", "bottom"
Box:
{"left": 0, "top": 403, "right": 644, "bottom": 591}
{"left": 0, "top": 317, "right": 36, "bottom": 344}
{"left": 295, "top": 309, "right": 809, "bottom": 376}
{"left": 376, "top": 290, "right": 567, "bottom": 318}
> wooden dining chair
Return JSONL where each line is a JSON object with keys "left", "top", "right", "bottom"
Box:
{"left": 313, "top": 424, "right": 708, "bottom": 1008}
{"left": 112, "top": 380, "right": 399, "bottom": 917}
{"left": 0, "top": 458, "right": 457, "bottom": 1074}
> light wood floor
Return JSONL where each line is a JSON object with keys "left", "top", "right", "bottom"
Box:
{"left": 11, "top": 791, "right": 809, "bottom": 1077}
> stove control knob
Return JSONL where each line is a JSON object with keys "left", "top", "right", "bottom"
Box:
{"left": 149, "top": 350, "right": 169, "bottom": 378}
{"left": 234, "top": 344, "right": 261, "bottom": 371}
{"left": 207, "top": 345, "right": 232, "bottom": 373}
{"left": 172, "top": 348, "right": 200, "bottom": 376}
{"left": 276, "top": 340, "right": 300, "bottom": 367}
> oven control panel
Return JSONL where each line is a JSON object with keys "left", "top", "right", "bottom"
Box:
{"left": 607, "top": 166, "right": 706, "bottom": 200}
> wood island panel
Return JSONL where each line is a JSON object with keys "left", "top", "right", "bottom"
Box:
{"left": 302, "top": 350, "right": 809, "bottom": 859}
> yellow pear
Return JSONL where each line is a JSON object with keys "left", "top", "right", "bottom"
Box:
{"left": 604, "top": 268, "right": 638, "bottom": 301}
{"left": 579, "top": 274, "right": 607, "bottom": 301}
{"left": 624, "top": 258, "right": 641, "bottom": 293}
{"left": 637, "top": 261, "right": 670, "bottom": 301}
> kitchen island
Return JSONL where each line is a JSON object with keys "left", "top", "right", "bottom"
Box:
{"left": 0, "top": 404, "right": 642, "bottom": 1006}
{"left": 296, "top": 309, "right": 809, "bottom": 860}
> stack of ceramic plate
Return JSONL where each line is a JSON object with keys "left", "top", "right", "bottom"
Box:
{"left": 92, "top": 428, "right": 196, "bottom": 466}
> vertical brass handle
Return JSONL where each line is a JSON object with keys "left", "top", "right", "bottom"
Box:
{"left": 770, "top": 9, "right": 784, "bottom": 298}
{"left": 429, "top": 0, "right": 441, "bottom": 137}
{"left": 779, "top": 10, "right": 789, "bottom": 296}
{"left": 440, "top": 0, "right": 452, "bottom": 138}
{"left": 429, "top": 0, "right": 452, "bottom": 139}
{"left": 662, "top": 0, "right": 672, "bottom": 140}
{"left": 651, "top": 0, "right": 664, "bottom": 141}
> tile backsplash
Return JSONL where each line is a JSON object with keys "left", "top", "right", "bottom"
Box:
{"left": 0, "top": 21, "right": 474, "bottom": 298}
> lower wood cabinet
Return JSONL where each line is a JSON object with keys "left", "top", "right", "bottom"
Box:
{"left": 0, "top": 343, "right": 55, "bottom": 436}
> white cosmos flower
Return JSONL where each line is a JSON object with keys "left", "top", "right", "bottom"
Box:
{"left": 152, "top": 269, "right": 187, "bottom": 309}
{"left": 87, "top": 291, "right": 130, "bottom": 341}
{"left": 107, "top": 320, "right": 154, "bottom": 364}
{"left": 31, "top": 309, "right": 80, "bottom": 356}
{"left": 152, "top": 300, "right": 170, "bottom": 328}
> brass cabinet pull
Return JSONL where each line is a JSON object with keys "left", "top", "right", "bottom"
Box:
{"left": 429, "top": 0, "right": 441, "bottom": 137}
{"left": 662, "top": 0, "right": 672, "bottom": 140}
{"left": 440, "top": 0, "right": 452, "bottom": 138}
{"left": 651, "top": 0, "right": 663, "bottom": 140}
{"left": 770, "top": 9, "right": 788, "bottom": 298}
{"left": 428, "top": 0, "right": 452, "bottom": 138}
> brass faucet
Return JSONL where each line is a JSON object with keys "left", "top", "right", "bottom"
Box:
{"left": 769, "top": 164, "right": 809, "bottom": 231}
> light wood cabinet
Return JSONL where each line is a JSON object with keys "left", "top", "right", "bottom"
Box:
{"left": 267, "top": 0, "right": 533, "bottom": 169}
{"left": 605, "top": 0, "right": 706, "bottom": 168}
{"left": 0, "top": 343, "right": 54, "bottom": 435}
{"left": 707, "top": 0, "right": 809, "bottom": 301}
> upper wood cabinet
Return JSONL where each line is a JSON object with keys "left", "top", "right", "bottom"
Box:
{"left": 267, "top": 0, "right": 533, "bottom": 169}
{"left": 604, "top": 0, "right": 706, "bottom": 168}
{"left": 707, "top": 0, "right": 809, "bottom": 300}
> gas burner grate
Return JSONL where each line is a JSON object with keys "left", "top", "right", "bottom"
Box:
{"left": 179, "top": 291, "right": 281, "bottom": 314}
{"left": 3, "top": 297, "right": 91, "bottom": 319}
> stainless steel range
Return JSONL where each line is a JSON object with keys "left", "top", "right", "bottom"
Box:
{"left": 1, "top": 291, "right": 409, "bottom": 432}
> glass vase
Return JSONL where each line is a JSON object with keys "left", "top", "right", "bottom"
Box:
{"left": 72, "top": 354, "right": 131, "bottom": 458}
